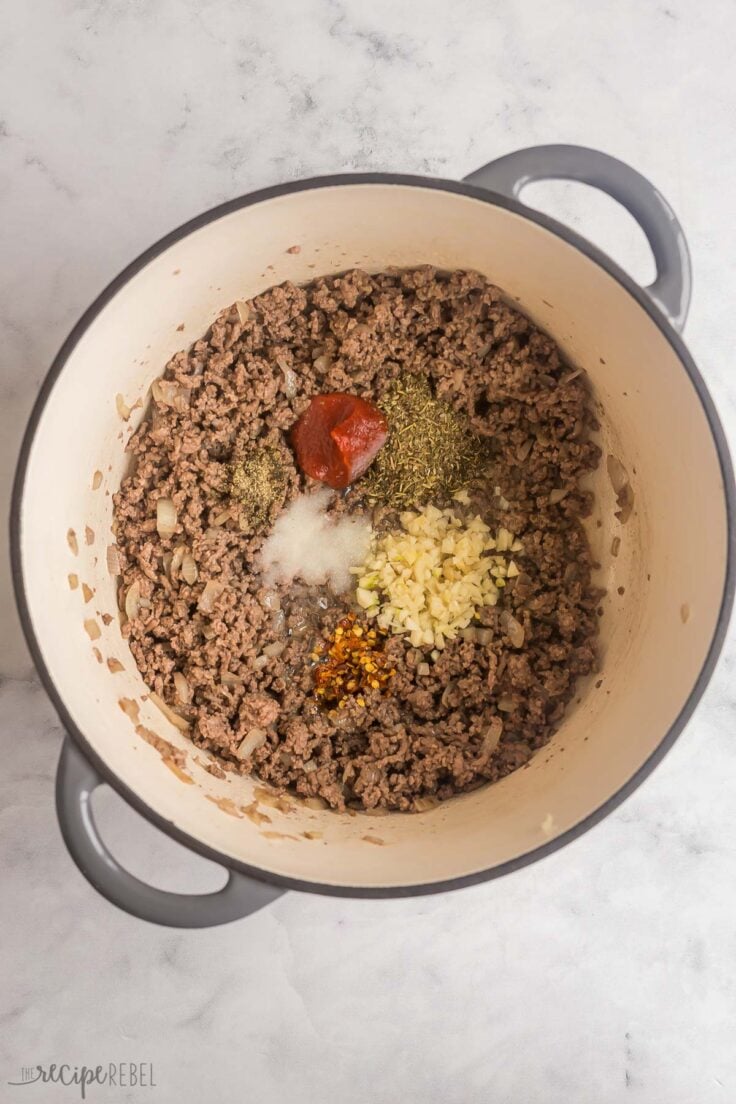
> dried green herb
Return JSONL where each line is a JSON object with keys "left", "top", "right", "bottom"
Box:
{"left": 363, "top": 373, "right": 490, "bottom": 508}
{"left": 228, "top": 444, "right": 287, "bottom": 533}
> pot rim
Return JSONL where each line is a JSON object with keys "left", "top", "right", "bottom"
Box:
{"left": 10, "top": 172, "right": 736, "bottom": 898}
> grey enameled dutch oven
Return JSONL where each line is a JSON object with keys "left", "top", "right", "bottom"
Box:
{"left": 11, "top": 146, "right": 735, "bottom": 926}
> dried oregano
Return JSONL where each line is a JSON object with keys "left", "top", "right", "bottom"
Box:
{"left": 362, "top": 373, "right": 490, "bottom": 507}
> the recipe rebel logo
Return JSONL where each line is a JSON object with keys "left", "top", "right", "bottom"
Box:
{"left": 7, "top": 1061, "right": 156, "bottom": 1098}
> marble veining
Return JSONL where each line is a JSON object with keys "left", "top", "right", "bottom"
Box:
{"left": 1, "top": 1, "right": 735, "bottom": 1101}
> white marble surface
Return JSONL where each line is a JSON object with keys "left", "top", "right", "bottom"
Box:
{"left": 2, "top": 1, "right": 736, "bottom": 1101}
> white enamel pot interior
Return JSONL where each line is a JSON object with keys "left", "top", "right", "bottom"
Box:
{"left": 12, "top": 147, "right": 735, "bottom": 926}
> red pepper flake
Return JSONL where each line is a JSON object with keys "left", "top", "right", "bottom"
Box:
{"left": 312, "top": 613, "right": 395, "bottom": 709}
{"left": 290, "top": 393, "right": 388, "bottom": 490}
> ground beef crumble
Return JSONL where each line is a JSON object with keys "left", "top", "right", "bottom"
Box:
{"left": 113, "top": 267, "right": 603, "bottom": 812}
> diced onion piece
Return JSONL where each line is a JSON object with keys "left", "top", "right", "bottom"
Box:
{"left": 283, "top": 369, "right": 298, "bottom": 398}
{"left": 221, "top": 672, "right": 243, "bottom": 687}
{"left": 461, "top": 627, "right": 494, "bottom": 644}
{"left": 482, "top": 717, "right": 504, "bottom": 756}
{"left": 181, "top": 553, "right": 198, "bottom": 585}
{"left": 84, "top": 619, "right": 101, "bottom": 641}
{"left": 124, "top": 580, "right": 141, "bottom": 620}
{"left": 549, "top": 488, "right": 569, "bottom": 504}
{"left": 606, "top": 454, "right": 628, "bottom": 495}
{"left": 156, "top": 497, "right": 178, "bottom": 538}
{"left": 262, "top": 591, "right": 281, "bottom": 611}
{"left": 312, "top": 354, "right": 331, "bottom": 373}
{"left": 106, "top": 545, "right": 122, "bottom": 576}
{"left": 417, "top": 662, "right": 431, "bottom": 677}
{"left": 198, "top": 579, "right": 225, "bottom": 613}
{"left": 173, "top": 672, "right": 191, "bottom": 704}
{"left": 115, "top": 393, "right": 131, "bottom": 420}
{"left": 440, "top": 681, "right": 457, "bottom": 708}
{"left": 211, "top": 508, "right": 232, "bottom": 527}
{"left": 276, "top": 356, "right": 298, "bottom": 399}
{"left": 497, "top": 695, "right": 515, "bottom": 712}
{"left": 235, "top": 300, "right": 253, "bottom": 324}
{"left": 500, "top": 610, "right": 525, "bottom": 648}
{"left": 170, "top": 545, "right": 185, "bottom": 579}
{"left": 151, "top": 378, "right": 181, "bottom": 406}
{"left": 236, "top": 728, "right": 268, "bottom": 759}
{"left": 516, "top": 439, "right": 533, "bottom": 462}
{"left": 615, "top": 484, "right": 635, "bottom": 524}
{"left": 149, "top": 690, "right": 190, "bottom": 731}
{"left": 263, "top": 641, "right": 285, "bottom": 657}
{"left": 253, "top": 655, "right": 269, "bottom": 669}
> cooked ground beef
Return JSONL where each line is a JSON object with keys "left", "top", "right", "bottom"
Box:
{"left": 113, "top": 267, "right": 603, "bottom": 812}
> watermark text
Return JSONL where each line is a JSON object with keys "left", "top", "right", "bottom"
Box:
{"left": 8, "top": 1062, "right": 156, "bottom": 1098}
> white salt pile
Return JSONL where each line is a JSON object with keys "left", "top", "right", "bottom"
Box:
{"left": 260, "top": 488, "right": 372, "bottom": 593}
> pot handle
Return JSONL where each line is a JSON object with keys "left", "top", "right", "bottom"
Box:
{"left": 56, "top": 738, "right": 285, "bottom": 927}
{"left": 464, "top": 144, "right": 692, "bottom": 331}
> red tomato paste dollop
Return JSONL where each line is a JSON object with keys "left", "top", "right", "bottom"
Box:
{"left": 290, "top": 393, "right": 388, "bottom": 490}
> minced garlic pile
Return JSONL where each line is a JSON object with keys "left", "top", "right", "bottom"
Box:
{"left": 354, "top": 504, "right": 522, "bottom": 650}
